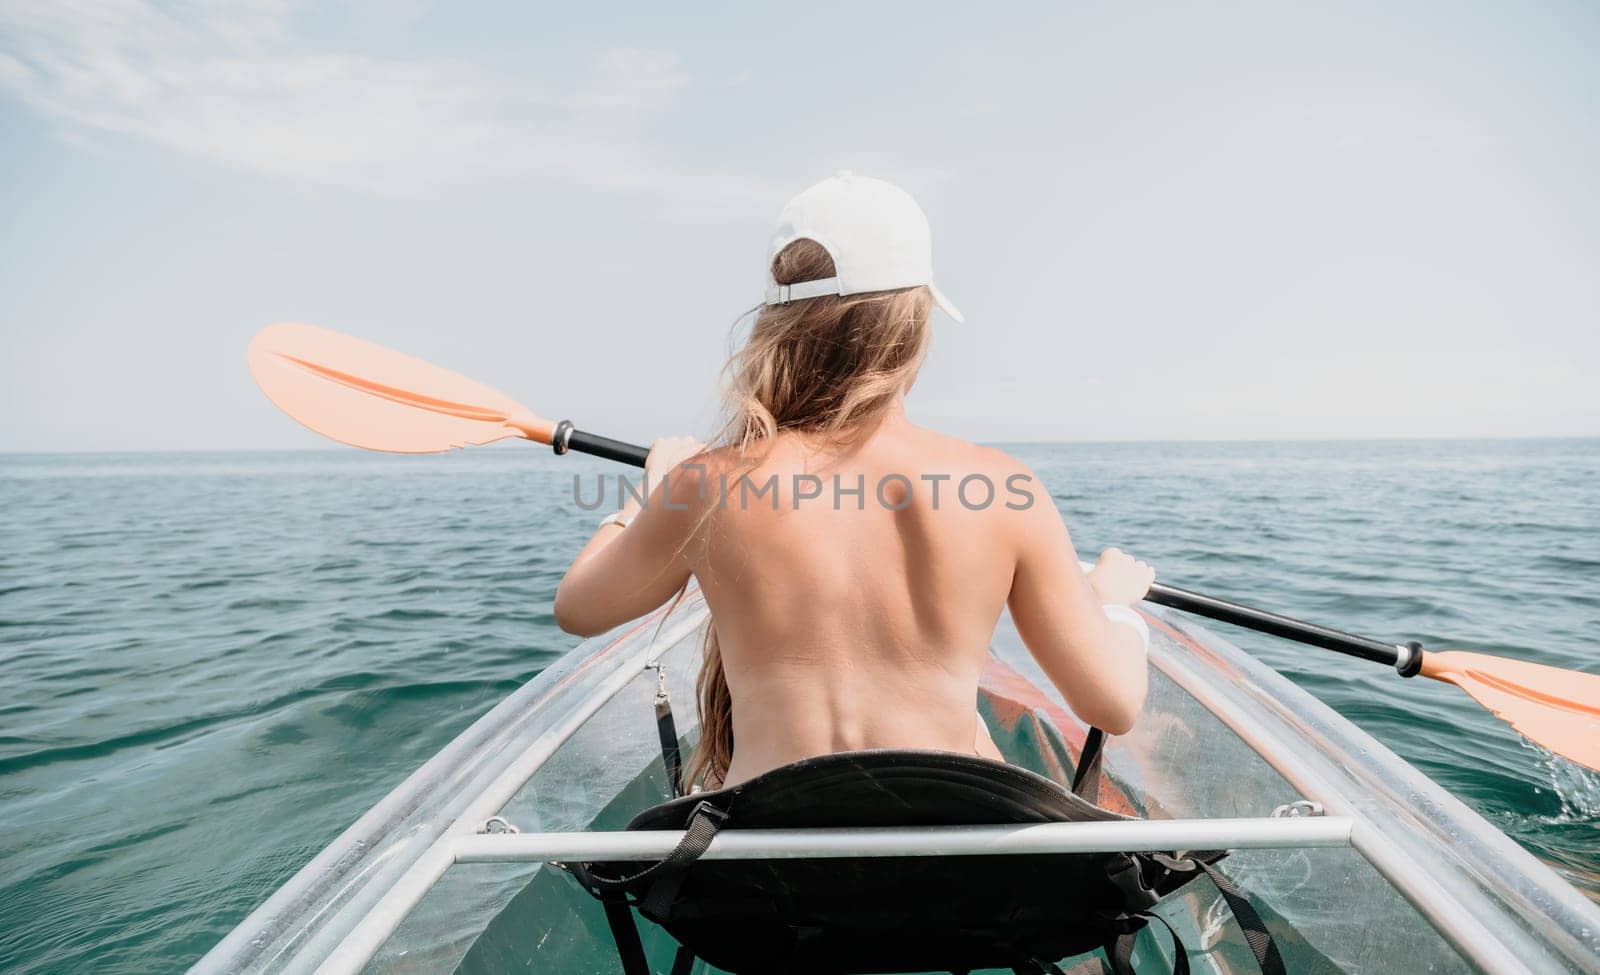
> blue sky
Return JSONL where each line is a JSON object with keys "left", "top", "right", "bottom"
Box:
{"left": 1, "top": 0, "right": 1596, "bottom": 452}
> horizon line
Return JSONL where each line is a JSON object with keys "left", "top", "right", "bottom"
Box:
{"left": 1, "top": 432, "right": 1597, "bottom": 457}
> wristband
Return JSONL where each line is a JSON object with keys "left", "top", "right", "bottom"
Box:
{"left": 1102, "top": 604, "right": 1150, "bottom": 649}
{"left": 597, "top": 509, "right": 636, "bottom": 531}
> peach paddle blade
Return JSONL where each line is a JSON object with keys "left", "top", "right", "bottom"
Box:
{"left": 247, "top": 322, "right": 555, "bottom": 454}
{"left": 1420, "top": 650, "right": 1600, "bottom": 772}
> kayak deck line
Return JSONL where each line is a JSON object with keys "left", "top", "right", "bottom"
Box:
{"left": 450, "top": 816, "right": 1356, "bottom": 863}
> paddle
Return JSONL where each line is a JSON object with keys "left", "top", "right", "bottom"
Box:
{"left": 247, "top": 321, "right": 1600, "bottom": 773}
{"left": 1138, "top": 585, "right": 1600, "bottom": 774}
{"left": 247, "top": 322, "right": 648, "bottom": 464}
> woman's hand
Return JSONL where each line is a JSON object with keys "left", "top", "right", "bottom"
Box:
{"left": 622, "top": 436, "right": 706, "bottom": 518}
{"left": 1087, "top": 547, "right": 1155, "bottom": 606}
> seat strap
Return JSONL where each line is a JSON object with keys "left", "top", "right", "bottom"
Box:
{"left": 1194, "top": 860, "right": 1285, "bottom": 975}
{"left": 580, "top": 800, "right": 728, "bottom": 896}
{"left": 641, "top": 801, "right": 728, "bottom": 920}
{"left": 637, "top": 819, "right": 715, "bottom": 919}
{"left": 668, "top": 944, "right": 696, "bottom": 975}
{"left": 569, "top": 802, "right": 724, "bottom": 973}
{"left": 1072, "top": 727, "right": 1107, "bottom": 802}
{"left": 652, "top": 667, "right": 684, "bottom": 796}
{"left": 596, "top": 890, "right": 650, "bottom": 975}
{"left": 1106, "top": 913, "right": 1189, "bottom": 975}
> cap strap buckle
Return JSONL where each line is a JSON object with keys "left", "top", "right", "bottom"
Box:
{"left": 764, "top": 276, "right": 843, "bottom": 307}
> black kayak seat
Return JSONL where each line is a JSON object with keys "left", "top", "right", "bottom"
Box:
{"left": 568, "top": 746, "right": 1284, "bottom": 975}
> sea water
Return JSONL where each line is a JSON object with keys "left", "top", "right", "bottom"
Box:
{"left": 1, "top": 440, "right": 1596, "bottom": 973}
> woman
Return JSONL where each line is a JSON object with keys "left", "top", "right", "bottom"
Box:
{"left": 555, "top": 172, "right": 1154, "bottom": 790}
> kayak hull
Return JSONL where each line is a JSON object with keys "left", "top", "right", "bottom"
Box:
{"left": 193, "top": 595, "right": 1600, "bottom": 974}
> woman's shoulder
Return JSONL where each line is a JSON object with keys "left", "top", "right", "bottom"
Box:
{"left": 676, "top": 430, "right": 1044, "bottom": 502}
{"left": 656, "top": 442, "right": 767, "bottom": 507}
{"left": 900, "top": 424, "right": 1038, "bottom": 481}
{"left": 689, "top": 442, "right": 760, "bottom": 478}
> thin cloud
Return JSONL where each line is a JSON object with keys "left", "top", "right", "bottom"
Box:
{"left": 0, "top": 0, "right": 769, "bottom": 201}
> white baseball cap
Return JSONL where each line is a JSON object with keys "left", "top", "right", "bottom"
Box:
{"left": 764, "top": 171, "right": 963, "bottom": 323}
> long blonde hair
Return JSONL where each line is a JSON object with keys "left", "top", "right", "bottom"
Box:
{"left": 682, "top": 238, "right": 933, "bottom": 789}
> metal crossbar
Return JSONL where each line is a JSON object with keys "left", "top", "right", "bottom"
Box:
{"left": 452, "top": 816, "right": 1355, "bottom": 863}
{"left": 313, "top": 817, "right": 1353, "bottom": 973}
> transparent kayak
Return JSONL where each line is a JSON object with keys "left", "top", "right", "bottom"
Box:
{"left": 193, "top": 595, "right": 1600, "bottom": 974}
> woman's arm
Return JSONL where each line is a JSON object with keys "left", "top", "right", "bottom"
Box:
{"left": 553, "top": 437, "right": 705, "bottom": 637}
{"left": 1005, "top": 480, "right": 1154, "bottom": 735}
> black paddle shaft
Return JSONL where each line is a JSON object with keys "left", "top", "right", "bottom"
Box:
{"left": 551, "top": 421, "right": 650, "bottom": 467}
{"left": 1144, "top": 582, "right": 1419, "bottom": 673}
{"left": 552, "top": 425, "right": 1422, "bottom": 676}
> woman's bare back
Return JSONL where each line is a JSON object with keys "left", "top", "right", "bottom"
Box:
{"left": 556, "top": 409, "right": 1153, "bottom": 790}
{"left": 690, "top": 415, "right": 1043, "bottom": 784}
